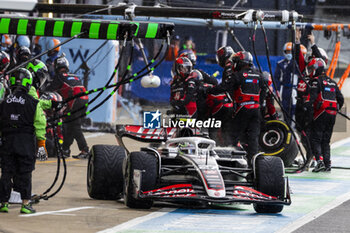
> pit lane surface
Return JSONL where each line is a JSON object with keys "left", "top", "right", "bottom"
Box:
{"left": 1, "top": 129, "right": 350, "bottom": 233}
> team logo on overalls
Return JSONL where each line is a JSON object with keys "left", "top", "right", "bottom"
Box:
{"left": 143, "top": 110, "right": 161, "bottom": 129}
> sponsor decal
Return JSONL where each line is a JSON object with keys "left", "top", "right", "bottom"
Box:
{"left": 10, "top": 114, "right": 20, "bottom": 121}
{"left": 6, "top": 95, "right": 25, "bottom": 104}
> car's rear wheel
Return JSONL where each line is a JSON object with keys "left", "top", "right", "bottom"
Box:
{"left": 87, "top": 145, "right": 126, "bottom": 200}
{"left": 253, "top": 156, "right": 285, "bottom": 213}
{"left": 259, "top": 120, "right": 298, "bottom": 167}
{"left": 124, "top": 151, "right": 157, "bottom": 209}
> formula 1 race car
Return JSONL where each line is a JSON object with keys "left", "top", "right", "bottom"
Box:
{"left": 87, "top": 125, "right": 291, "bottom": 213}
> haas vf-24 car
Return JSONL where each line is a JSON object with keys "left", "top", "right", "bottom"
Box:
{"left": 87, "top": 125, "right": 291, "bottom": 213}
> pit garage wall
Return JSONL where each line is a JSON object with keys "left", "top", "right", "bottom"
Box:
{"left": 41, "top": 38, "right": 119, "bottom": 123}
{"left": 62, "top": 39, "right": 119, "bottom": 123}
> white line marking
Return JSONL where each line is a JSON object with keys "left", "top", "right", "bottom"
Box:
{"left": 277, "top": 190, "right": 350, "bottom": 233}
{"left": 20, "top": 206, "right": 95, "bottom": 217}
{"left": 85, "top": 133, "right": 106, "bottom": 139}
{"left": 331, "top": 137, "right": 350, "bottom": 149}
{"left": 97, "top": 208, "right": 176, "bottom": 233}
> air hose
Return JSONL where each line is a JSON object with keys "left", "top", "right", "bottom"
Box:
{"left": 33, "top": 28, "right": 171, "bottom": 200}
{"left": 252, "top": 20, "right": 310, "bottom": 173}
{"left": 48, "top": 31, "right": 170, "bottom": 125}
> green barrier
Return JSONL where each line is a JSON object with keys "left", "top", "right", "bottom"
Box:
{"left": 0, "top": 14, "right": 174, "bottom": 40}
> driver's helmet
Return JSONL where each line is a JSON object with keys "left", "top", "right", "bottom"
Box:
{"left": 178, "top": 142, "right": 196, "bottom": 155}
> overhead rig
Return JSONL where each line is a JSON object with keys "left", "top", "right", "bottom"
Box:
{"left": 34, "top": 3, "right": 302, "bottom": 22}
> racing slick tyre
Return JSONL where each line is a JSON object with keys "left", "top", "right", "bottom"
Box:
{"left": 259, "top": 120, "right": 298, "bottom": 167}
{"left": 87, "top": 145, "right": 126, "bottom": 200}
{"left": 124, "top": 151, "right": 157, "bottom": 209}
{"left": 254, "top": 156, "right": 285, "bottom": 213}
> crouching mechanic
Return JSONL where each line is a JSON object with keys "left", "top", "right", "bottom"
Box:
{"left": 308, "top": 58, "right": 344, "bottom": 172}
{"left": 0, "top": 68, "right": 47, "bottom": 214}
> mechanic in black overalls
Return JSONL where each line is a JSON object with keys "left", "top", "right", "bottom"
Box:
{"left": 308, "top": 58, "right": 344, "bottom": 172}
{"left": 170, "top": 57, "right": 199, "bottom": 118}
{"left": 0, "top": 68, "right": 47, "bottom": 214}
{"left": 205, "top": 46, "right": 235, "bottom": 146}
{"left": 210, "top": 51, "right": 266, "bottom": 162}
{"left": 178, "top": 51, "right": 218, "bottom": 120}
{"left": 45, "top": 56, "right": 89, "bottom": 159}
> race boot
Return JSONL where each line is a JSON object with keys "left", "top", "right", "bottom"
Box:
{"left": 324, "top": 161, "right": 331, "bottom": 172}
{"left": 0, "top": 203, "right": 9, "bottom": 213}
{"left": 72, "top": 150, "right": 90, "bottom": 159}
{"left": 20, "top": 203, "right": 36, "bottom": 214}
{"left": 312, "top": 160, "right": 325, "bottom": 173}
{"left": 62, "top": 149, "right": 70, "bottom": 158}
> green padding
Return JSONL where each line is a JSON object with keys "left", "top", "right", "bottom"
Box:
{"left": 35, "top": 20, "right": 46, "bottom": 36}
{"left": 107, "top": 23, "right": 118, "bottom": 40}
{"left": 145, "top": 23, "right": 158, "bottom": 38}
{"left": 131, "top": 22, "right": 140, "bottom": 36}
{"left": 0, "top": 18, "right": 10, "bottom": 34}
{"left": 71, "top": 22, "right": 82, "bottom": 36}
{"left": 17, "top": 19, "right": 28, "bottom": 35}
{"left": 89, "top": 23, "right": 100, "bottom": 39}
{"left": 53, "top": 21, "right": 64, "bottom": 37}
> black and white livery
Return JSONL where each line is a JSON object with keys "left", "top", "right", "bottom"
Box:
{"left": 87, "top": 125, "right": 291, "bottom": 213}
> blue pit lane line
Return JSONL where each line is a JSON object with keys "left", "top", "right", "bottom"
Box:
{"left": 101, "top": 140, "right": 350, "bottom": 233}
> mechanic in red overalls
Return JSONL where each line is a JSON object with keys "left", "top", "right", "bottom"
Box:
{"left": 210, "top": 51, "right": 266, "bottom": 162}
{"left": 170, "top": 57, "right": 199, "bottom": 118}
{"left": 46, "top": 56, "right": 89, "bottom": 159}
{"left": 308, "top": 58, "right": 344, "bottom": 172}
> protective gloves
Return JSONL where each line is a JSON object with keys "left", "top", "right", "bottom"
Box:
{"left": 37, "top": 140, "right": 48, "bottom": 161}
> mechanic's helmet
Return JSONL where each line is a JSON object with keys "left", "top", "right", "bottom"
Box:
{"left": 306, "top": 57, "right": 326, "bottom": 78}
{"left": 1, "top": 34, "right": 12, "bottom": 51}
{"left": 216, "top": 46, "right": 234, "bottom": 68}
{"left": 33, "top": 36, "right": 43, "bottom": 55}
{"left": 47, "top": 38, "right": 61, "bottom": 56}
{"left": 16, "top": 46, "right": 31, "bottom": 64}
{"left": 300, "top": 44, "right": 307, "bottom": 57}
{"left": 175, "top": 57, "right": 192, "bottom": 78}
{"left": 26, "top": 59, "right": 49, "bottom": 91}
{"left": 231, "top": 51, "right": 253, "bottom": 71}
{"left": 54, "top": 55, "right": 69, "bottom": 73}
{"left": 0, "top": 51, "right": 10, "bottom": 73}
{"left": 179, "top": 51, "right": 197, "bottom": 66}
{"left": 9, "top": 68, "right": 32, "bottom": 92}
{"left": 262, "top": 71, "right": 272, "bottom": 87}
{"left": 40, "top": 91, "right": 63, "bottom": 102}
{"left": 15, "top": 36, "right": 30, "bottom": 48}
{"left": 283, "top": 42, "right": 293, "bottom": 61}
{"left": 318, "top": 47, "right": 329, "bottom": 65}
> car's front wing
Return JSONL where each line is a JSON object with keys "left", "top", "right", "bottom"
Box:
{"left": 140, "top": 182, "right": 291, "bottom": 205}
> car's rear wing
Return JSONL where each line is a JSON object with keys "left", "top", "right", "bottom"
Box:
{"left": 115, "top": 125, "right": 178, "bottom": 143}
{"left": 115, "top": 125, "right": 206, "bottom": 152}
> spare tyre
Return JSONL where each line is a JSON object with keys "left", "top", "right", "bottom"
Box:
{"left": 254, "top": 156, "right": 285, "bottom": 213}
{"left": 87, "top": 145, "right": 126, "bottom": 200}
{"left": 259, "top": 120, "right": 298, "bottom": 167}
